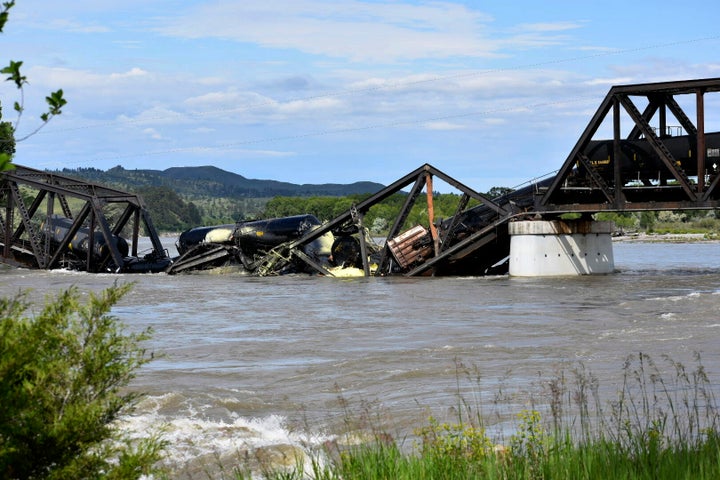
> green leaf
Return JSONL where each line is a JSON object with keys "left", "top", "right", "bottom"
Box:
{"left": 0, "top": 1, "right": 14, "bottom": 33}
{"left": 45, "top": 89, "right": 67, "bottom": 116}
{"left": 0, "top": 152, "right": 13, "bottom": 171}
{"left": 1, "top": 59, "right": 26, "bottom": 89}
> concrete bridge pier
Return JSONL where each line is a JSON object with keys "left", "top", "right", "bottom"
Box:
{"left": 508, "top": 220, "right": 615, "bottom": 276}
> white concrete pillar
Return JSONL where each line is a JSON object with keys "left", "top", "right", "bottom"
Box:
{"left": 508, "top": 220, "right": 615, "bottom": 276}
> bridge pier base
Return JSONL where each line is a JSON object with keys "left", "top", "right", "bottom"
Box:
{"left": 508, "top": 220, "right": 615, "bottom": 276}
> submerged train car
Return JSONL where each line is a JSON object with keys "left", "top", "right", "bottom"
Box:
{"left": 45, "top": 215, "right": 170, "bottom": 273}
{"left": 168, "top": 214, "right": 335, "bottom": 274}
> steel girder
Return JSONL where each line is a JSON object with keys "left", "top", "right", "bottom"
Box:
{"left": 1, "top": 164, "right": 168, "bottom": 272}
{"left": 538, "top": 77, "right": 720, "bottom": 213}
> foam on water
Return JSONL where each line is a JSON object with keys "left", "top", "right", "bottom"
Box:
{"left": 120, "top": 393, "right": 334, "bottom": 475}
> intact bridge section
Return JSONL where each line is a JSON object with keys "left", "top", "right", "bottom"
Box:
{"left": 3, "top": 77, "right": 720, "bottom": 276}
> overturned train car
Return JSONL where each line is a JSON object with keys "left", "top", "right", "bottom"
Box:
{"left": 167, "top": 214, "right": 339, "bottom": 275}
{"left": 44, "top": 215, "right": 171, "bottom": 273}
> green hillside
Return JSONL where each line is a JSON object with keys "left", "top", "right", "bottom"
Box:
{"left": 56, "top": 165, "right": 384, "bottom": 198}
{"left": 51, "top": 165, "right": 385, "bottom": 232}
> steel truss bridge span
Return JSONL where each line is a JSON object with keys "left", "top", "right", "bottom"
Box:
{"left": 0, "top": 165, "right": 170, "bottom": 273}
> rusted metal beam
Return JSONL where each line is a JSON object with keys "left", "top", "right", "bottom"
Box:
{"left": 576, "top": 154, "right": 615, "bottom": 203}
{"left": 280, "top": 164, "right": 434, "bottom": 255}
{"left": 608, "top": 77, "right": 720, "bottom": 95}
{"left": 2, "top": 186, "right": 11, "bottom": 260}
{"left": 537, "top": 198, "right": 720, "bottom": 213}
{"left": 627, "top": 99, "right": 660, "bottom": 141}
{"left": 404, "top": 214, "right": 514, "bottom": 277}
{"left": 425, "top": 172, "right": 440, "bottom": 259}
{"left": 139, "top": 203, "right": 166, "bottom": 258}
{"left": 440, "top": 193, "right": 469, "bottom": 251}
{"left": 424, "top": 164, "right": 508, "bottom": 215}
{"left": 664, "top": 95, "right": 697, "bottom": 136}
{"left": 292, "top": 249, "right": 334, "bottom": 277}
{"left": 375, "top": 173, "right": 426, "bottom": 274}
{"left": 5, "top": 165, "right": 143, "bottom": 203}
{"left": 612, "top": 98, "right": 625, "bottom": 209}
{"left": 11, "top": 187, "right": 46, "bottom": 242}
{"left": 9, "top": 183, "right": 45, "bottom": 267}
{"left": 350, "top": 206, "right": 370, "bottom": 276}
{"left": 92, "top": 199, "right": 126, "bottom": 272}
{"left": 702, "top": 173, "right": 720, "bottom": 201}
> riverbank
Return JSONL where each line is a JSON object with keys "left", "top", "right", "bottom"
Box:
{"left": 612, "top": 232, "right": 719, "bottom": 243}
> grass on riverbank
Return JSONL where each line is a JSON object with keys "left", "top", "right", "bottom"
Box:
{"left": 233, "top": 353, "right": 720, "bottom": 480}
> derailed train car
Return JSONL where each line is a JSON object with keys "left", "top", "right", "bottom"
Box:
{"left": 46, "top": 214, "right": 130, "bottom": 261}
{"left": 168, "top": 214, "right": 339, "bottom": 274}
{"left": 44, "top": 215, "right": 171, "bottom": 273}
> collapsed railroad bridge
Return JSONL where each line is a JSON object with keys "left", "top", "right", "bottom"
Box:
{"left": 3, "top": 77, "right": 720, "bottom": 276}
{"left": 0, "top": 165, "right": 171, "bottom": 273}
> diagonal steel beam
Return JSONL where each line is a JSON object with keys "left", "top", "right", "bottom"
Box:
{"left": 664, "top": 95, "right": 697, "bottom": 136}
{"left": 375, "top": 173, "right": 426, "bottom": 275}
{"left": 46, "top": 203, "right": 92, "bottom": 269}
{"left": 9, "top": 183, "right": 46, "bottom": 267}
{"left": 540, "top": 90, "right": 615, "bottom": 206}
{"left": 404, "top": 213, "right": 515, "bottom": 276}
{"left": 619, "top": 94, "right": 696, "bottom": 200}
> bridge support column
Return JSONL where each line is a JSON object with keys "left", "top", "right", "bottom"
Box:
{"left": 508, "top": 220, "right": 615, "bottom": 276}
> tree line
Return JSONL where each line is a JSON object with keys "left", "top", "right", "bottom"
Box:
{"left": 261, "top": 192, "right": 483, "bottom": 234}
{"left": 138, "top": 186, "right": 516, "bottom": 233}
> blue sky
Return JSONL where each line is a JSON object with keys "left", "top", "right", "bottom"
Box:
{"left": 2, "top": 0, "right": 720, "bottom": 192}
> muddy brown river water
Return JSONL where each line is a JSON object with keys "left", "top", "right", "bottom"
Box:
{"left": 2, "top": 240, "right": 720, "bottom": 475}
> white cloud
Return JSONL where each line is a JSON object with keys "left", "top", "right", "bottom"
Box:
{"left": 584, "top": 77, "right": 635, "bottom": 87}
{"left": 516, "top": 22, "right": 583, "bottom": 33}
{"left": 28, "top": 66, "right": 151, "bottom": 89}
{"left": 155, "top": 1, "right": 502, "bottom": 62}
{"left": 423, "top": 121, "right": 465, "bottom": 130}
{"left": 143, "top": 127, "right": 163, "bottom": 140}
{"left": 277, "top": 97, "right": 343, "bottom": 114}
{"left": 47, "top": 18, "right": 111, "bottom": 33}
{"left": 183, "top": 90, "right": 272, "bottom": 111}
{"left": 117, "top": 106, "right": 189, "bottom": 127}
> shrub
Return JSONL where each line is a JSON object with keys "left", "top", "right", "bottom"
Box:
{"left": 0, "top": 283, "right": 165, "bottom": 479}
{"left": 415, "top": 416, "right": 494, "bottom": 463}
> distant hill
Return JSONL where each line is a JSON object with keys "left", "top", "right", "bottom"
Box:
{"left": 53, "top": 165, "right": 385, "bottom": 198}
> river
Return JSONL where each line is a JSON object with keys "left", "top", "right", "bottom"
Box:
{"left": 2, "top": 239, "right": 720, "bottom": 476}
